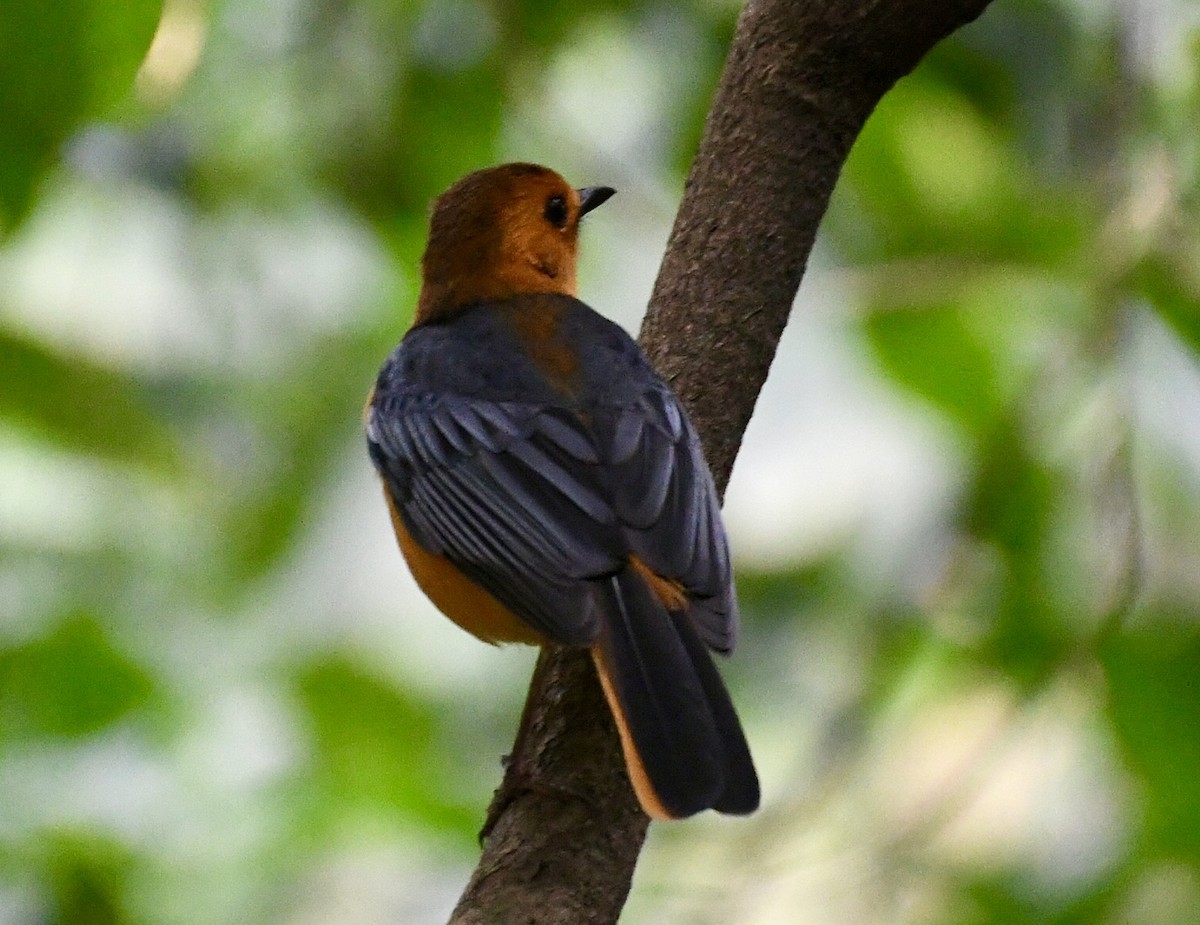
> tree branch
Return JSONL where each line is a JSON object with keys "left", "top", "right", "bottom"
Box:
{"left": 449, "top": 1, "right": 993, "bottom": 921}
{"left": 641, "top": 0, "right": 996, "bottom": 486}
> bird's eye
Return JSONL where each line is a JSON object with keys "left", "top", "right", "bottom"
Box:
{"left": 544, "top": 195, "right": 568, "bottom": 229}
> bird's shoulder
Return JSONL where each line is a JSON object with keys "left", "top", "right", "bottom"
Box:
{"left": 373, "top": 300, "right": 550, "bottom": 405}
{"left": 373, "top": 294, "right": 660, "bottom": 409}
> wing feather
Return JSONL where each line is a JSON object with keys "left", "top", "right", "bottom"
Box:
{"left": 368, "top": 302, "right": 738, "bottom": 654}
{"left": 535, "top": 411, "right": 600, "bottom": 463}
{"left": 370, "top": 391, "right": 619, "bottom": 645}
{"left": 608, "top": 387, "right": 738, "bottom": 650}
{"left": 505, "top": 439, "right": 615, "bottom": 525}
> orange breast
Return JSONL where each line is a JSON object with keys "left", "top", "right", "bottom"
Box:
{"left": 383, "top": 487, "right": 544, "bottom": 646}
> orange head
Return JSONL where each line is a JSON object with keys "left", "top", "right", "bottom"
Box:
{"left": 416, "top": 163, "right": 615, "bottom": 324}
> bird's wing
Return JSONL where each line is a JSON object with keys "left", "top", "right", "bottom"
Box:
{"left": 367, "top": 390, "right": 622, "bottom": 645}
{"left": 600, "top": 383, "right": 739, "bottom": 653}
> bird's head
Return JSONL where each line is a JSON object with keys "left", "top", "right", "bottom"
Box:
{"left": 416, "top": 163, "right": 615, "bottom": 323}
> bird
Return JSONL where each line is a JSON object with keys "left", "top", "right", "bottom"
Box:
{"left": 365, "top": 162, "right": 759, "bottom": 820}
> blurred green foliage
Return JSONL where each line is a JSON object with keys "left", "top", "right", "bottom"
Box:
{"left": 0, "top": 616, "right": 153, "bottom": 740}
{"left": 0, "top": 0, "right": 163, "bottom": 231}
{"left": 1105, "top": 623, "right": 1200, "bottom": 859}
{"left": 2, "top": 1, "right": 1199, "bottom": 924}
{"left": 0, "top": 331, "right": 177, "bottom": 467}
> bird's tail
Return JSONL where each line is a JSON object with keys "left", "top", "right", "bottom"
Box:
{"left": 589, "top": 564, "right": 759, "bottom": 819}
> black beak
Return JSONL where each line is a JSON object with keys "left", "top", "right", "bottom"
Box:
{"left": 577, "top": 186, "right": 616, "bottom": 217}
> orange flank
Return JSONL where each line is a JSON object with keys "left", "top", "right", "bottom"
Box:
{"left": 384, "top": 490, "right": 544, "bottom": 646}
{"left": 590, "top": 643, "right": 675, "bottom": 820}
{"left": 628, "top": 554, "right": 689, "bottom": 612}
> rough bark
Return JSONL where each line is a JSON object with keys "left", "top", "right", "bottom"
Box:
{"left": 449, "top": 0, "right": 994, "bottom": 922}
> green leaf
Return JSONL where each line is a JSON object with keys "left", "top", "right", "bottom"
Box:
{"left": 1133, "top": 253, "right": 1200, "bottom": 358}
{"left": 963, "top": 416, "right": 1068, "bottom": 687}
{"left": 213, "top": 330, "right": 379, "bottom": 582}
{"left": 965, "top": 416, "right": 1054, "bottom": 558}
{"left": 0, "top": 0, "right": 164, "bottom": 231}
{"left": 292, "top": 656, "right": 477, "bottom": 835}
{"left": 320, "top": 63, "right": 505, "bottom": 223}
{"left": 1104, "top": 619, "right": 1200, "bottom": 860}
{"left": 836, "top": 68, "right": 1087, "bottom": 268}
{"left": 866, "top": 302, "right": 1003, "bottom": 432}
{"left": 0, "top": 615, "right": 154, "bottom": 739}
{"left": 0, "top": 330, "right": 176, "bottom": 469}
{"left": 36, "top": 831, "right": 139, "bottom": 925}
{"left": 935, "top": 868, "right": 1124, "bottom": 925}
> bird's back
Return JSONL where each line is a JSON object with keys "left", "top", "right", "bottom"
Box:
{"left": 380, "top": 293, "right": 655, "bottom": 410}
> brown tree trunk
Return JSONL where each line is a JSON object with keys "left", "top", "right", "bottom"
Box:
{"left": 449, "top": 0, "right": 994, "bottom": 922}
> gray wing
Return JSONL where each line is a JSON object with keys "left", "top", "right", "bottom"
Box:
{"left": 599, "top": 384, "right": 739, "bottom": 653}
{"left": 367, "top": 391, "right": 623, "bottom": 645}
